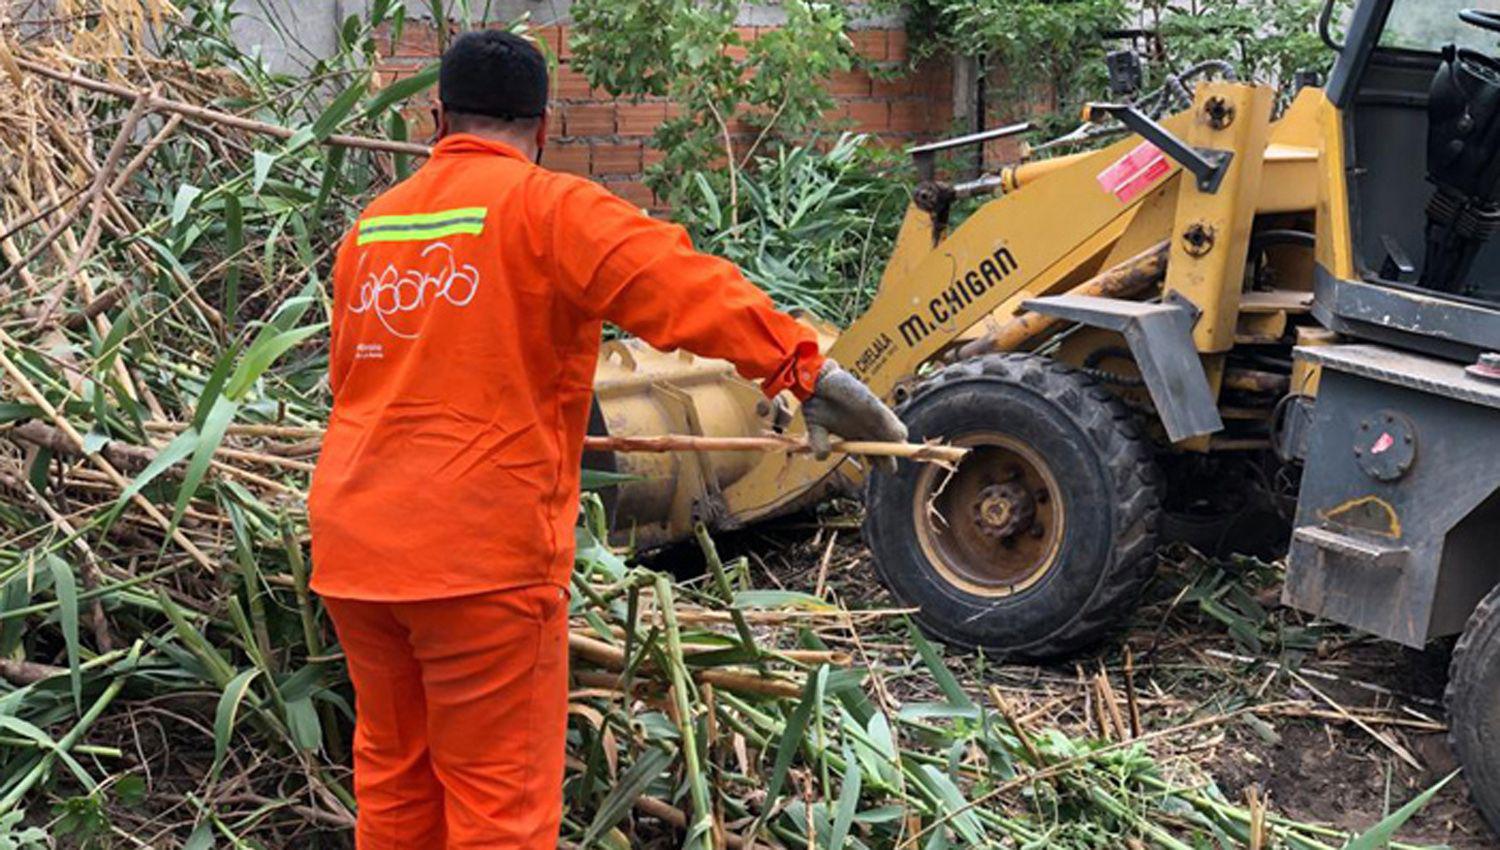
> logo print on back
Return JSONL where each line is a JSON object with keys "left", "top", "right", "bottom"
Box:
{"left": 349, "top": 242, "right": 479, "bottom": 339}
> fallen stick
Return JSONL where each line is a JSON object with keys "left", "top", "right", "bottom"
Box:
{"left": 583, "top": 434, "right": 967, "bottom": 464}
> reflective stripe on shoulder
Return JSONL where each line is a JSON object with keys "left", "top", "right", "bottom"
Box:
{"left": 356, "top": 206, "right": 488, "bottom": 245}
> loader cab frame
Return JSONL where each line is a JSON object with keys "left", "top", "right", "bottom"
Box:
{"left": 1316, "top": 0, "right": 1500, "bottom": 358}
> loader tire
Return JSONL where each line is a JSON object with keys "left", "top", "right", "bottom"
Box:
{"left": 1447, "top": 582, "right": 1500, "bottom": 836}
{"left": 863, "top": 353, "right": 1161, "bottom": 660}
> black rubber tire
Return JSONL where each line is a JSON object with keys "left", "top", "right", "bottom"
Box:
{"left": 864, "top": 353, "right": 1161, "bottom": 660}
{"left": 1447, "top": 582, "right": 1500, "bottom": 836}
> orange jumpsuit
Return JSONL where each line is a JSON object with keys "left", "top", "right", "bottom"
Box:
{"left": 309, "top": 133, "right": 824, "bottom": 848}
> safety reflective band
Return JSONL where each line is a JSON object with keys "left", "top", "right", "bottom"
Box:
{"left": 356, "top": 206, "right": 488, "bottom": 245}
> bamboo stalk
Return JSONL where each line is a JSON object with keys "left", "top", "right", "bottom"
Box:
{"left": 16, "top": 57, "right": 431, "bottom": 157}
{"left": 586, "top": 434, "right": 966, "bottom": 464}
{"left": 0, "top": 331, "right": 218, "bottom": 572}
{"left": 136, "top": 421, "right": 969, "bottom": 464}
{"left": 569, "top": 632, "right": 808, "bottom": 699}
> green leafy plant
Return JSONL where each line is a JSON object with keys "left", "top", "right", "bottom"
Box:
{"left": 1144, "top": 0, "right": 1349, "bottom": 93}
{"left": 569, "top": 0, "right": 858, "bottom": 210}
{"left": 0, "top": 812, "right": 46, "bottom": 850}
{"left": 674, "top": 134, "right": 910, "bottom": 326}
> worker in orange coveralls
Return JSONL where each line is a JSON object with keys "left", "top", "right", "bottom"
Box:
{"left": 307, "top": 30, "right": 907, "bottom": 849}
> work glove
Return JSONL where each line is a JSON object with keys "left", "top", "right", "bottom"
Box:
{"left": 802, "top": 359, "right": 909, "bottom": 474}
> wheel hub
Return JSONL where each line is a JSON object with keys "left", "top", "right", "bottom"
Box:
{"left": 973, "top": 481, "right": 1036, "bottom": 539}
{"left": 912, "top": 434, "right": 1065, "bottom": 597}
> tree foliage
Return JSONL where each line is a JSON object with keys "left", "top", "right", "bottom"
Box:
{"left": 569, "top": 0, "right": 858, "bottom": 209}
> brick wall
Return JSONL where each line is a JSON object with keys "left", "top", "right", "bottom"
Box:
{"left": 376, "top": 22, "right": 955, "bottom": 209}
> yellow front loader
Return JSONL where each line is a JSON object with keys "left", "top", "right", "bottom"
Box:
{"left": 591, "top": 73, "right": 1322, "bottom": 655}
{"left": 594, "top": 3, "right": 1500, "bottom": 830}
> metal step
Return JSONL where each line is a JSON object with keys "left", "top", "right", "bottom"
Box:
{"left": 1292, "top": 525, "right": 1409, "bottom": 569}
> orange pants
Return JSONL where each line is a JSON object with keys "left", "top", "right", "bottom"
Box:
{"left": 324, "top": 585, "right": 569, "bottom": 849}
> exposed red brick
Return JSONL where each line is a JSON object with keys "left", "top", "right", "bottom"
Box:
{"left": 642, "top": 147, "right": 666, "bottom": 168}
{"left": 530, "top": 25, "right": 563, "bottom": 56}
{"left": 563, "top": 103, "right": 615, "bottom": 137}
{"left": 888, "top": 100, "right": 928, "bottom": 134}
{"left": 930, "top": 100, "right": 956, "bottom": 130}
{"left": 557, "top": 25, "right": 575, "bottom": 59}
{"left": 591, "top": 142, "right": 643, "bottom": 176}
{"left": 845, "top": 100, "right": 889, "bottom": 132}
{"left": 609, "top": 180, "right": 655, "bottom": 209}
{"left": 734, "top": 26, "right": 760, "bottom": 42}
{"left": 849, "top": 30, "right": 887, "bottom": 61}
{"left": 618, "top": 102, "right": 670, "bottom": 136}
{"left": 541, "top": 143, "right": 590, "bottom": 175}
{"left": 554, "top": 66, "right": 600, "bottom": 101}
{"left": 828, "top": 69, "right": 872, "bottom": 97}
{"left": 391, "top": 25, "right": 439, "bottom": 57}
{"left": 871, "top": 73, "right": 913, "bottom": 98}
{"left": 887, "top": 30, "right": 909, "bottom": 62}
{"left": 915, "top": 61, "right": 950, "bottom": 97}
{"left": 406, "top": 108, "right": 437, "bottom": 142}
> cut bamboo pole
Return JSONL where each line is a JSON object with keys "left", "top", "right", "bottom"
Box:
{"left": 137, "top": 420, "right": 968, "bottom": 464}
{"left": 584, "top": 434, "right": 967, "bottom": 464}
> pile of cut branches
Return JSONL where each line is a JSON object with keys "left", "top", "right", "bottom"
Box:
{"left": 0, "top": 2, "right": 1455, "bottom": 848}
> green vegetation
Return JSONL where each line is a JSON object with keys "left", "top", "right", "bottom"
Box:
{"left": 0, "top": 1, "right": 1461, "bottom": 847}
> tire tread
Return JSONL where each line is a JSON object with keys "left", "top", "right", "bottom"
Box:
{"left": 865, "top": 353, "right": 1162, "bottom": 659}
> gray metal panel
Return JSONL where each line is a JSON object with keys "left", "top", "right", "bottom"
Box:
{"left": 1283, "top": 363, "right": 1500, "bottom": 646}
{"left": 1327, "top": 0, "right": 1394, "bottom": 108}
{"left": 1021, "top": 294, "right": 1224, "bottom": 442}
{"left": 1313, "top": 269, "right": 1500, "bottom": 357}
{"left": 1297, "top": 344, "right": 1500, "bottom": 410}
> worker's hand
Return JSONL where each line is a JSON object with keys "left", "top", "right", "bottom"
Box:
{"left": 802, "top": 360, "right": 909, "bottom": 474}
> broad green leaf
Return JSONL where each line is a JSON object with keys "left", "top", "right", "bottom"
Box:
{"left": 223, "top": 194, "right": 244, "bottom": 323}
{"left": 157, "top": 588, "right": 236, "bottom": 686}
{"left": 171, "top": 184, "right": 202, "bottom": 227}
{"left": 827, "top": 743, "right": 861, "bottom": 849}
{"left": 1343, "top": 771, "right": 1457, "bottom": 850}
{"left": 44, "top": 555, "right": 81, "bottom": 713}
{"left": 914, "top": 764, "right": 982, "bottom": 845}
{"left": 193, "top": 342, "right": 242, "bottom": 430}
{"left": 285, "top": 697, "right": 322, "bottom": 752}
{"left": 112, "top": 427, "right": 196, "bottom": 513}
{"left": 363, "top": 63, "right": 438, "bottom": 119}
{"left": 312, "top": 77, "right": 370, "bottom": 140}
{"left": 581, "top": 744, "right": 673, "bottom": 845}
{"left": 170, "top": 396, "right": 238, "bottom": 532}
{"left": 211, "top": 668, "right": 262, "bottom": 778}
{"left": 184, "top": 820, "right": 215, "bottom": 850}
{"left": 766, "top": 665, "right": 826, "bottom": 806}
{"left": 80, "top": 428, "right": 110, "bottom": 456}
{"left": 252, "top": 151, "right": 277, "bottom": 194}
{"left": 0, "top": 403, "right": 41, "bottom": 424}
{"left": 0, "top": 714, "right": 97, "bottom": 791}
{"left": 224, "top": 324, "right": 324, "bottom": 400}
{"left": 93, "top": 307, "right": 135, "bottom": 377}
{"left": 732, "top": 589, "right": 835, "bottom": 611}
{"left": 908, "top": 621, "right": 975, "bottom": 709}
{"left": 580, "top": 468, "right": 640, "bottom": 490}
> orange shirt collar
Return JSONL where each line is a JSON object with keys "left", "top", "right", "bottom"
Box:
{"left": 431, "top": 133, "right": 530, "bottom": 162}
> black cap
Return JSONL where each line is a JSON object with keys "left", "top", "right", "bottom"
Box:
{"left": 439, "top": 30, "right": 548, "bottom": 120}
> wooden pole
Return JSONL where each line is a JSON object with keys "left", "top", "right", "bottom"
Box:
{"left": 134, "top": 421, "right": 969, "bottom": 465}
{"left": 583, "top": 434, "right": 967, "bottom": 465}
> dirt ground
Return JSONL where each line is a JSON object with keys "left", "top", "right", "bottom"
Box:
{"left": 664, "top": 511, "right": 1499, "bottom": 849}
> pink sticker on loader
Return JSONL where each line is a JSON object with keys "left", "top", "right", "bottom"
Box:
{"left": 1097, "top": 141, "right": 1171, "bottom": 204}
